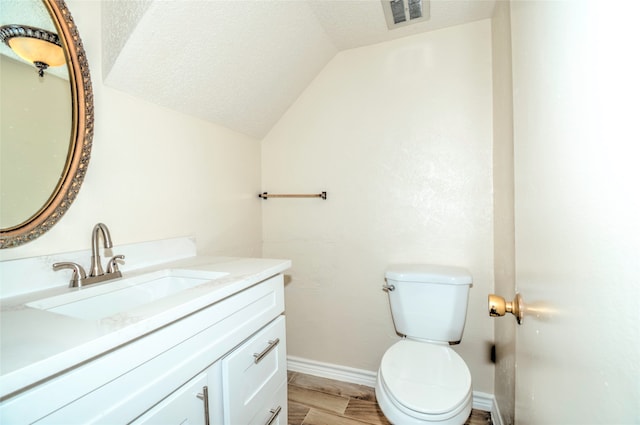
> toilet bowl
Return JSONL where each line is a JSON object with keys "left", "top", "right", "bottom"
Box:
{"left": 375, "top": 340, "right": 472, "bottom": 424}
{"left": 375, "top": 264, "right": 473, "bottom": 424}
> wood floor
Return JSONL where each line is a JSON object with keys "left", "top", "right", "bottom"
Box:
{"left": 287, "top": 372, "right": 492, "bottom": 425}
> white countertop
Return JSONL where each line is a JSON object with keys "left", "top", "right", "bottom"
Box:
{"left": 0, "top": 256, "right": 291, "bottom": 400}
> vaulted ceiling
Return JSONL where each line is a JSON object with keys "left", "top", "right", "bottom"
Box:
{"left": 102, "top": 0, "right": 496, "bottom": 139}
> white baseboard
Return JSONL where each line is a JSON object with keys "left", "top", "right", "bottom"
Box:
{"left": 472, "top": 391, "right": 504, "bottom": 425}
{"left": 471, "top": 391, "right": 493, "bottom": 413}
{"left": 288, "top": 355, "right": 378, "bottom": 387}
{"left": 287, "top": 355, "right": 503, "bottom": 424}
{"left": 489, "top": 396, "right": 504, "bottom": 425}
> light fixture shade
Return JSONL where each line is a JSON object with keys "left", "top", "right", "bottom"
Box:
{"left": 0, "top": 24, "right": 65, "bottom": 76}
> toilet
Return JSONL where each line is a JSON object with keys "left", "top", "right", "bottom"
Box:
{"left": 375, "top": 264, "right": 473, "bottom": 425}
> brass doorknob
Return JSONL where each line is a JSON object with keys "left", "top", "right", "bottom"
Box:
{"left": 488, "top": 293, "right": 524, "bottom": 324}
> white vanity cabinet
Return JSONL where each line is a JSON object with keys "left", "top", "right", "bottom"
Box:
{"left": 133, "top": 316, "right": 287, "bottom": 425}
{"left": 0, "top": 273, "right": 288, "bottom": 425}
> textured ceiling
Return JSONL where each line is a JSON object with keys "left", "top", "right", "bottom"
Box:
{"left": 102, "top": 0, "right": 497, "bottom": 139}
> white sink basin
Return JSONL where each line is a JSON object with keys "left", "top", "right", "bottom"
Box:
{"left": 27, "top": 269, "right": 228, "bottom": 320}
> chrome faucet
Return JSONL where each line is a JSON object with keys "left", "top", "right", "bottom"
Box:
{"left": 53, "top": 223, "right": 125, "bottom": 288}
{"left": 90, "top": 223, "right": 112, "bottom": 277}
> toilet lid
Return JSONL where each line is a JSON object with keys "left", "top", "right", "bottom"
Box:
{"left": 380, "top": 340, "right": 471, "bottom": 415}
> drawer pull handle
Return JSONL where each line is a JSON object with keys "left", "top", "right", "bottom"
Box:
{"left": 196, "top": 386, "right": 210, "bottom": 425}
{"left": 265, "top": 405, "right": 282, "bottom": 425}
{"left": 253, "top": 338, "right": 280, "bottom": 364}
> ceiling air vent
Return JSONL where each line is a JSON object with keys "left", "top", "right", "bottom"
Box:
{"left": 382, "top": 0, "right": 430, "bottom": 29}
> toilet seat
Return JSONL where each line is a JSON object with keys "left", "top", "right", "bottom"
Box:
{"left": 379, "top": 340, "right": 471, "bottom": 419}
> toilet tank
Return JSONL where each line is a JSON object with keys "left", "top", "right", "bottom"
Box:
{"left": 385, "top": 264, "right": 472, "bottom": 343}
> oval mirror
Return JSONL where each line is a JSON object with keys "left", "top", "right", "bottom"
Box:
{"left": 0, "top": 0, "right": 93, "bottom": 248}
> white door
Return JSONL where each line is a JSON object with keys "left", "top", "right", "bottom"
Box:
{"left": 510, "top": 0, "right": 640, "bottom": 423}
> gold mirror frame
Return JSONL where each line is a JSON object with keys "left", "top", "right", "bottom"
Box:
{"left": 0, "top": 0, "right": 93, "bottom": 248}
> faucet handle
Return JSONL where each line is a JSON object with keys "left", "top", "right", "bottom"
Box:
{"left": 53, "top": 262, "right": 87, "bottom": 288}
{"left": 107, "top": 254, "right": 125, "bottom": 274}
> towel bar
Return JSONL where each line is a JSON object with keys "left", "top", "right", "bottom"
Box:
{"left": 258, "top": 191, "right": 327, "bottom": 200}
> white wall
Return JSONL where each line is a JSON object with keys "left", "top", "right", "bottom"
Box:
{"left": 491, "top": 1, "right": 516, "bottom": 423}
{"left": 0, "top": 1, "right": 263, "bottom": 264}
{"left": 262, "top": 20, "right": 495, "bottom": 393}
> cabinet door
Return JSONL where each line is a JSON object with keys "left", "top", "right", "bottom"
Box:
{"left": 132, "top": 372, "right": 209, "bottom": 425}
{"left": 222, "top": 316, "right": 287, "bottom": 425}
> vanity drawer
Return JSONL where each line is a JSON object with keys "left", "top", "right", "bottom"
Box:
{"left": 132, "top": 372, "right": 208, "bottom": 425}
{"left": 222, "top": 315, "right": 287, "bottom": 425}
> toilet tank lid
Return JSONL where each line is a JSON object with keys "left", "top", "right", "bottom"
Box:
{"left": 385, "top": 264, "right": 472, "bottom": 285}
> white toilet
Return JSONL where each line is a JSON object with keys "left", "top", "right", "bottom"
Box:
{"left": 375, "top": 264, "right": 473, "bottom": 425}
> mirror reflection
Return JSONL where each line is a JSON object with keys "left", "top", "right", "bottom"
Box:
{"left": 0, "top": 0, "right": 72, "bottom": 229}
{"left": 0, "top": 0, "right": 93, "bottom": 248}
{"left": 0, "top": 57, "right": 71, "bottom": 229}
